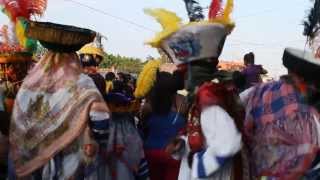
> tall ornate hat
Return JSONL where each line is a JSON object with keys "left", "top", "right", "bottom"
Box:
{"left": 282, "top": 0, "right": 320, "bottom": 80}
{"left": 145, "top": 0, "right": 235, "bottom": 65}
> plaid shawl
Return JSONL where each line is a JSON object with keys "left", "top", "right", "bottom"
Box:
{"left": 9, "top": 52, "right": 105, "bottom": 178}
{"left": 244, "top": 77, "right": 320, "bottom": 179}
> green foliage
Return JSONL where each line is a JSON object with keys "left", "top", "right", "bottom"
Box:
{"left": 99, "top": 54, "right": 145, "bottom": 74}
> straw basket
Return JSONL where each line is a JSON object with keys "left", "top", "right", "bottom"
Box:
{"left": 26, "top": 21, "right": 96, "bottom": 52}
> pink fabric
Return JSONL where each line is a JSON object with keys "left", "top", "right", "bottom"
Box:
{"left": 9, "top": 51, "right": 103, "bottom": 177}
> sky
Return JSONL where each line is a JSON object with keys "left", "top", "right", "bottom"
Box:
{"left": 0, "top": 0, "right": 311, "bottom": 77}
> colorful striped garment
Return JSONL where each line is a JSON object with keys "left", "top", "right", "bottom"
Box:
{"left": 243, "top": 77, "right": 320, "bottom": 179}
{"left": 8, "top": 52, "right": 111, "bottom": 180}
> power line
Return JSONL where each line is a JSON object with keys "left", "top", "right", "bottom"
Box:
{"left": 64, "top": 0, "right": 307, "bottom": 48}
{"left": 64, "top": 0, "right": 156, "bottom": 32}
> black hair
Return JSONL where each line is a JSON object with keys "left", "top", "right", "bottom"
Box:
{"left": 244, "top": 52, "right": 255, "bottom": 65}
{"left": 105, "top": 72, "right": 116, "bottom": 81}
{"left": 150, "top": 71, "right": 184, "bottom": 115}
{"left": 111, "top": 79, "right": 134, "bottom": 97}
{"left": 111, "top": 80, "right": 125, "bottom": 93}
{"left": 232, "top": 71, "right": 246, "bottom": 91}
{"left": 88, "top": 73, "right": 106, "bottom": 96}
{"left": 80, "top": 54, "right": 99, "bottom": 67}
{"left": 186, "top": 59, "right": 217, "bottom": 92}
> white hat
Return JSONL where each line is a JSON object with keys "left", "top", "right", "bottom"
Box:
{"left": 161, "top": 23, "right": 228, "bottom": 65}
{"left": 145, "top": 0, "right": 235, "bottom": 65}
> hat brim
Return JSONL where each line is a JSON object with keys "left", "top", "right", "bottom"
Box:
{"left": 283, "top": 47, "right": 320, "bottom": 81}
{"left": 79, "top": 45, "right": 105, "bottom": 57}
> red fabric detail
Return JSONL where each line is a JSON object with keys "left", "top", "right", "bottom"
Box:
{"left": 186, "top": 82, "right": 244, "bottom": 153}
{"left": 114, "top": 144, "right": 125, "bottom": 157}
{"left": 178, "top": 127, "right": 187, "bottom": 136}
{"left": 145, "top": 150, "right": 180, "bottom": 180}
{"left": 187, "top": 106, "right": 204, "bottom": 153}
{"left": 298, "top": 82, "right": 307, "bottom": 95}
{"left": 196, "top": 82, "right": 229, "bottom": 111}
{"left": 188, "top": 132, "right": 203, "bottom": 153}
{"left": 177, "top": 64, "right": 187, "bottom": 74}
{"left": 84, "top": 67, "right": 98, "bottom": 74}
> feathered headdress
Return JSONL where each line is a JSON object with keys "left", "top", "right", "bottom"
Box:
{"left": 0, "top": 0, "right": 47, "bottom": 53}
{"left": 183, "top": 0, "right": 204, "bottom": 22}
{"left": 208, "top": 0, "right": 234, "bottom": 26}
{"left": 144, "top": 8, "right": 182, "bottom": 47}
{"left": 282, "top": 0, "right": 320, "bottom": 80}
{"left": 303, "top": 0, "right": 320, "bottom": 46}
{"left": 145, "top": 0, "right": 234, "bottom": 48}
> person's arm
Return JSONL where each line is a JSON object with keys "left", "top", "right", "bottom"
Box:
{"left": 166, "top": 135, "right": 190, "bottom": 160}
{"left": 191, "top": 105, "right": 242, "bottom": 179}
{"left": 260, "top": 66, "right": 268, "bottom": 75}
{"left": 89, "top": 101, "right": 111, "bottom": 144}
{"left": 241, "top": 68, "right": 247, "bottom": 75}
{"left": 239, "top": 86, "right": 255, "bottom": 106}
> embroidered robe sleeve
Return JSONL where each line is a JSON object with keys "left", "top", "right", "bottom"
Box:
{"left": 191, "top": 105, "right": 242, "bottom": 179}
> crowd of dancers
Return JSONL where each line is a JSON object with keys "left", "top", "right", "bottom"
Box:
{"left": 2, "top": 0, "right": 320, "bottom": 180}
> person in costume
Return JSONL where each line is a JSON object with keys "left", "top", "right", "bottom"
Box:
{"left": 144, "top": 0, "right": 243, "bottom": 179}
{"left": 240, "top": 1, "right": 320, "bottom": 179}
{"left": 105, "top": 71, "right": 116, "bottom": 94}
{"left": 0, "top": 46, "right": 33, "bottom": 179}
{"left": 0, "top": 0, "right": 46, "bottom": 177}
{"left": 241, "top": 52, "right": 267, "bottom": 90}
{"left": 117, "top": 72, "right": 135, "bottom": 98}
{"left": 8, "top": 21, "right": 112, "bottom": 180}
{"left": 134, "top": 60, "right": 186, "bottom": 180}
{"left": 79, "top": 33, "right": 106, "bottom": 96}
{"left": 104, "top": 79, "right": 149, "bottom": 180}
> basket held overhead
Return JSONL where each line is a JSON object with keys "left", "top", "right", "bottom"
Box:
{"left": 26, "top": 21, "right": 96, "bottom": 52}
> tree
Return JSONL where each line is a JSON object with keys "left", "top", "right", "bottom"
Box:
{"left": 99, "top": 54, "right": 145, "bottom": 74}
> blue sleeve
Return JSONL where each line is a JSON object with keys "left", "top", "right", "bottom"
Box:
{"left": 89, "top": 111, "right": 110, "bottom": 144}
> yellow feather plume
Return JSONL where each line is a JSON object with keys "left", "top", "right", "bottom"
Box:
{"left": 15, "top": 20, "right": 27, "bottom": 48}
{"left": 222, "top": 0, "right": 233, "bottom": 23}
{"left": 134, "top": 60, "right": 162, "bottom": 98}
{"left": 144, "top": 8, "right": 182, "bottom": 47}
